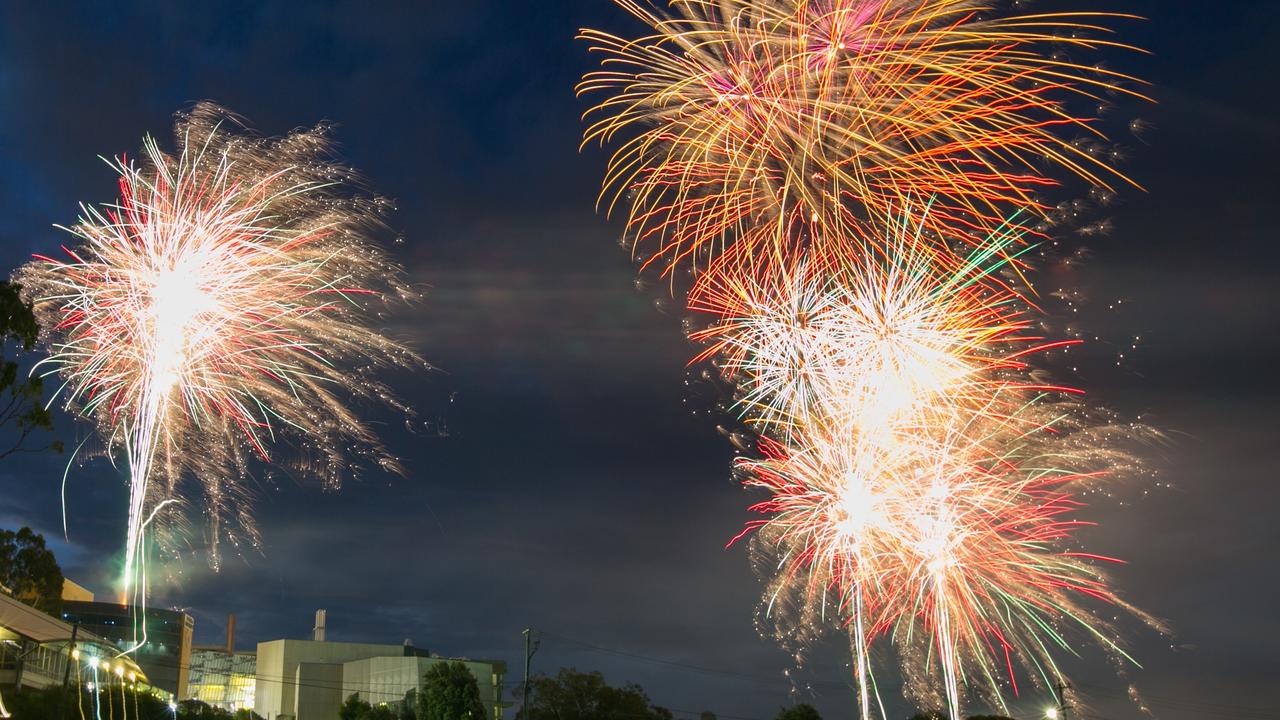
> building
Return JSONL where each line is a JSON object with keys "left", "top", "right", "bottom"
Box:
{"left": 343, "top": 655, "right": 506, "bottom": 715}
{"left": 256, "top": 638, "right": 425, "bottom": 719}
{"left": 0, "top": 591, "right": 147, "bottom": 692}
{"left": 187, "top": 614, "right": 257, "bottom": 712}
{"left": 188, "top": 647, "right": 257, "bottom": 711}
{"left": 60, "top": 578, "right": 95, "bottom": 604}
{"left": 1, "top": 572, "right": 95, "bottom": 609}
{"left": 254, "top": 611, "right": 507, "bottom": 720}
{"left": 60, "top": 600, "right": 194, "bottom": 699}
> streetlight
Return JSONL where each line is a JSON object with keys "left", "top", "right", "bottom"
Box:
{"left": 1046, "top": 708, "right": 1059, "bottom": 720}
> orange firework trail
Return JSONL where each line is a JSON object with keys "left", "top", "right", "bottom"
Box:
{"left": 579, "top": 0, "right": 1146, "bottom": 276}
{"left": 579, "top": 2, "right": 1156, "bottom": 717}
{"left": 16, "top": 104, "right": 420, "bottom": 607}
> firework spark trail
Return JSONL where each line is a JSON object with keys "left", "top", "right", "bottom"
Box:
{"left": 579, "top": 0, "right": 1147, "bottom": 277}
{"left": 706, "top": 213, "right": 1159, "bottom": 718}
{"left": 15, "top": 103, "right": 421, "bottom": 604}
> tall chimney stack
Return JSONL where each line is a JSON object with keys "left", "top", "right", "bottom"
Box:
{"left": 313, "top": 609, "right": 327, "bottom": 642}
{"left": 225, "top": 614, "right": 237, "bottom": 654}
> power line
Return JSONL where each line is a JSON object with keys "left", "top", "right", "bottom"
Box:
{"left": 1091, "top": 688, "right": 1272, "bottom": 713}
{"left": 70, "top": 633, "right": 1277, "bottom": 720}
{"left": 539, "top": 630, "right": 853, "bottom": 691}
{"left": 538, "top": 632, "right": 1279, "bottom": 720}
{"left": 1069, "top": 679, "right": 1274, "bottom": 718}
{"left": 68, "top": 653, "right": 510, "bottom": 699}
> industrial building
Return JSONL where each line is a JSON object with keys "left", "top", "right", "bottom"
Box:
{"left": 186, "top": 614, "right": 257, "bottom": 712}
{"left": 188, "top": 646, "right": 257, "bottom": 711}
{"left": 253, "top": 611, "right": 508, "bottom": 720}
{"left": 343, "top": 654, "right": 507, "bottom": 714}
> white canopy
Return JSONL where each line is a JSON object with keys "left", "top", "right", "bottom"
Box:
{"left": 0, "top": 592, "right": 75, "bottom": 644}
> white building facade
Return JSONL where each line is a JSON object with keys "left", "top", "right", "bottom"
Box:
{"left": 254, "top": 638, "right": 506, "bottom": 720}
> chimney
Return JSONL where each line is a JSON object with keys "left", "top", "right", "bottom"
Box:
{"left": 313, "top": 609, "right": 327, "bottom": 642}
{"left": 225, "top": 614, "right": 237, "bottom": 654}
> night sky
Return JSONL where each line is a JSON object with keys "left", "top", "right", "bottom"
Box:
{"left": 0, "top": 2, "right": 1276, "bottom": 719}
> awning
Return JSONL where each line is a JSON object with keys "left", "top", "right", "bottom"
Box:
{"left": 0, "top": 593, "right": 74, "bottom": 644}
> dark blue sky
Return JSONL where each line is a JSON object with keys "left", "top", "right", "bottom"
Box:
{"left": 0, "top": 2, "right": 1276, "bottom": 719}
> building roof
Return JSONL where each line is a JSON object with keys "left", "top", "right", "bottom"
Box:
{"left": 192, "top": 645, "right": 256, "bottom": 656}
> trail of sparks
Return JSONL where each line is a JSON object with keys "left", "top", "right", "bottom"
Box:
{"left": 16, "top": 103, "right": 421, "bottom": 603}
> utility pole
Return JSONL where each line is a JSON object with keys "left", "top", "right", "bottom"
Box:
{"left": 1053, "top": 681, "right": 1072, "bottom": 720}
{"left": 521, "top": 628, "right": 540, "bottom": 719}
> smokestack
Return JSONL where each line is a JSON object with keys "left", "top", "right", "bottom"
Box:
{"left": 313, "top": 609, "right": 327, "bottom": 642}
{"left": 225, "top": 614, "right": 237, "bottom": 654}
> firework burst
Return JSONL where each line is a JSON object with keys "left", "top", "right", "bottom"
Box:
{"left": 703, "top": 212, "right": 1159, "bottom": 718}
{"left": 16, "top": 103, "right": 421, "bottom": 601}
{"left": 578, "top": 2, "right": 1155, "bottom": 715}
{"left": 579, "top": 0, "right": 1145, "bottom": 275}
{"left": 690, "top": 207, "right": 1059, "bottom": 434}
{"left": 739, "top": 404, "right": 1152, "bottom": 719}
